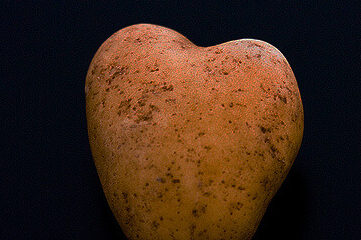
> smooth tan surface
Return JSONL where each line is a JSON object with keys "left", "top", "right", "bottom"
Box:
{"left": 85, "top": 23, "right": 304, "bottom": 240}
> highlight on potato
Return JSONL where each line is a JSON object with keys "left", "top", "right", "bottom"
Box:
{"left": 85, "top": 23, "right": 304, "bottom": 240}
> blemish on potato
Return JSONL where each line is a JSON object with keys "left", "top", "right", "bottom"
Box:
{"left": 203, "top": 192, "right": 211, "bottom": 197}
{"left": 220, "top": 69, "right": 229, "bottom": 75}
{"left": 152, "top": 221, "right": 160, "bottom": 230}
{"left": 204, "top": 146, "right": 212, "bottom": 151}
{"left": 270, "top": 144, "right": 278, "bottom": 153}
{"left": 135, "top": 110, "right": 153, "bottom": 123}
{"left": 259, "top": 126, "right": 272, "bottom": 133}
{"left": 238, "top": 186, "right": 245, "bottom": 191}
{"left": 165, "top": 98, "right": 176, "bottom": 103}
{"left": 162, "top": 84, "right": 174, "bottom": 91}
{"left": 278, "top": 95, "right": 287, "bottom": 103}
{"left": 156, "top": 177, "right": 166, "bottom": 183}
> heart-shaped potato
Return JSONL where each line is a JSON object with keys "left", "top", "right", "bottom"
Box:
{"left": 86, "top": 23, "right": 303, "bottom": 240}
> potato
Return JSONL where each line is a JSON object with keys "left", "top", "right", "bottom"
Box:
{"left": 85, "top": 23, "right": 304, "bottom": 240}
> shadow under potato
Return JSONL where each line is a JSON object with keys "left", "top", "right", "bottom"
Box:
{"left": 253, "top": 168, "right": 307, "bottom": 240}
{"left": 100, "top": 195, "right": 127, "bottom": 239}
{"left": 101, "top": 168, "right": 306, "bottom": 240}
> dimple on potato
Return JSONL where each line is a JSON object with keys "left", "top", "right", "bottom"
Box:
{"left": 85, "top": 23, "right": 304, "bottom": 240}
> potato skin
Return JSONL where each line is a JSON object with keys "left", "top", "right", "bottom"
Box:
{"left": 86, "top": 23, "right": 304, "bottom": 240}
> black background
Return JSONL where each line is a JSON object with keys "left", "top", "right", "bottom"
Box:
{"left": 2, "top": 1, "right": 360, "bottom": 239}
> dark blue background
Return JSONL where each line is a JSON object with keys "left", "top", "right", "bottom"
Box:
{"left": 2, "top": 1, "right": 360, "bottom": 239}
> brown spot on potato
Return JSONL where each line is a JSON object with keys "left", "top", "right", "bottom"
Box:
{"left": 156, "top": 177, "right": 166, "bottom": 183}
{"left": 122, "top": 192, "right": 129, "bottom": 204}
{"left": 260, "top": 126, "right": 272, "bottom": 133}
{"left": 149, "top": 104, "right": 159, "bottom": 111}
{"left": 192, "top": 203, "right": 207, "bottom": 218}
{"left": 203, "top": 192, "right": 211, "bottom": 197}
{"left": 192, "top": 209, "right": 198, "bottom": 217}
{"left": 261, "top": 177, "right": 272, "bottom": 193}
{"left": 165, "top": 98, "right": 176, "bottom": 103}
{"left": 152, "top": 221, "right": 159, "bottom": 230}
{"left": 278, "top": 95, "right": 287, "bottom": 103}
{"left": 204, "top": 146, "right": 212, "bottom": 151}
{"left": 270, "top": 145, "right": 277, "bottom": 153}
{"left": 260, "top": 83, "right": 270, "bottom": 93}
{"left": 198, "top": 132, "right": 205, "bottom": 137}
{"left": 136, "top": 111, "right": 153, "bottom": 123}
{"left": 162, "top": 85, "right": 174, "bottom": 91}
{"left": 117, "top": 98, "right": 132, "bottom": 116}
{"left": 238, "top": 186, "right": 245, "bottom": 191}
{"left": 220, "top": 69, "right": 229, "bottom": 75}
{"left": 260, "top": 126, "right": 266, "bottom": 133}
